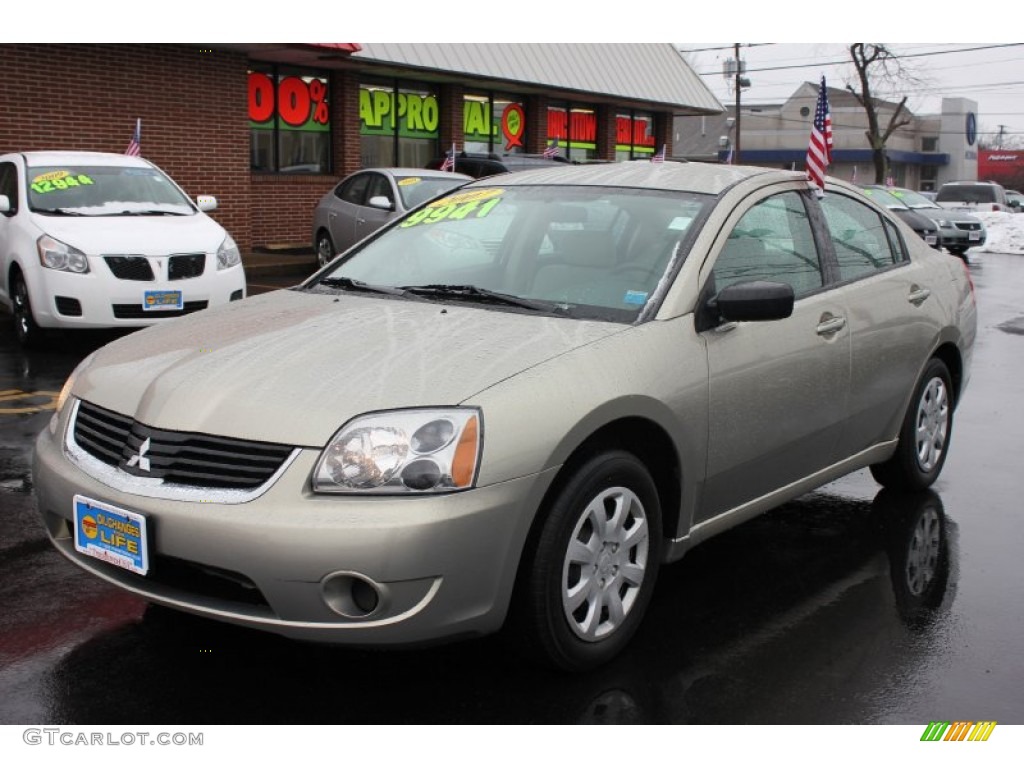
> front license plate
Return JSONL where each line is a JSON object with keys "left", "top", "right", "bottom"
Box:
{"left": 925, "top": 235, "right": 938, "bottom": 246}
{"left": 969, "top": 231, "right": 981, "bottom": 241}
{"left": 73, "top": 495, "right": 149, "bottom": 575}
{"left": 143, "top": 290, "right": 183, "bottom": 311}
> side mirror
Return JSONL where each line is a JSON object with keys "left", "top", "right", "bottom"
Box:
{"left": 712, "top": 280, "right": 795, "bottom": 323}
{"left": 0, "top": 194, "right": 10, "bottom": 214}
{"left": 367, "top": 195, "right": 394, "bottom": 211}
{"left": 196, "top": 195, "right": 218, "bottom": 212}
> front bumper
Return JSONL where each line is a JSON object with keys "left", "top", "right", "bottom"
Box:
{"left": 938, "top": 225, "right": 986, "bottom": 250}
{"left": 32, "top": 406, "right": 554, "bottom": 645}
{"left": 30, "top": 260, "right": 246, "bottom": 330}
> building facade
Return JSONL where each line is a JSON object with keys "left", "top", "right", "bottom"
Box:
{"left": 0, "top": 43, "right": 722, "bottom": 251}
{"left": 674, "top": 83, "right": 981, "bottom": 192}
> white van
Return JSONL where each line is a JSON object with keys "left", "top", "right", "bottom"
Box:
{"left": 0, "top": 151, "right": 246, "bottom": 346}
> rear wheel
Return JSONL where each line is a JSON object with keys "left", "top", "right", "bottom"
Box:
{"left": 871, "top": 358, "right": 953, "bottom": 490}
{"left": 513, "top": 451, "right": 662, "bottom": 671}
{"left": 11, "top": 272, "right": 45, "bottom": 349}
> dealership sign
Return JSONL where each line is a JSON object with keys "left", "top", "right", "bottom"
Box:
{"left": 248, "top": 72, "right": 329, "bottom": 132}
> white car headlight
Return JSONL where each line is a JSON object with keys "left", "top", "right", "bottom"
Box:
{"left": 37, "top": 234, "right": 89, "bottom": 273}
{"left": 313, "top": 409, "right": 482, "bottom": 494}
{"left": 217, "top": 234, "right": 241, "bottom": 270}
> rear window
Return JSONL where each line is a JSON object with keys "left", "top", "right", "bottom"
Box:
{"left": 936, "top": 185, "right": 997, "bottom": 203}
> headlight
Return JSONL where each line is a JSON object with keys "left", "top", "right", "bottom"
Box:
{"left": 312, "top": 409, "right": 482, "bottom": 494}
{"left": 217, "top": 234, "right": 241, "bottom": 270}
{"left": 49, "top": 351, "right": 96, "bottom": 434}
{"left": 936, "top": 219, "right": 952, "bottom": 228}
{"left": 37, "top": 235, "right": 89, "bottom": 273}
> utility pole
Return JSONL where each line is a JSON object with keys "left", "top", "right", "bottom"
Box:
{"left": 734, "top": 43, "right": 742, "bottom": 164}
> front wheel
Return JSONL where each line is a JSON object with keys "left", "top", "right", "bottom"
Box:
{"left": 871, "top": 358, "right": 953, "bottom": 490}
{"left": 315, "top": 231, "right": 336, "bottom": 268}
{"left": 11, "top": 272, "right": 45, "bottom": 349}
{"left": 513, "top": 451, "right": 662, "bottom": 671}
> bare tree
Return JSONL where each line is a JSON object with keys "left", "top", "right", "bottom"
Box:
{"left": 845, "top": 44, "right": 920, "bottom": 184}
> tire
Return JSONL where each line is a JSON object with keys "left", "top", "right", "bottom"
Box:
{"left": 316, "top": 231, "right": 336, "bottom": 269}
{"left": 11, "top": 272, "right": 45, "bottom": 349}
{"left": 870, "top": 358, "right": 953, "bottom": 491}
{"left": 513, "top": 451, "right": 662, "bottom": 671}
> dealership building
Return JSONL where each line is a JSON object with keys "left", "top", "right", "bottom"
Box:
{"left": 0, "top": 43, "right": 722, "bottom": 251}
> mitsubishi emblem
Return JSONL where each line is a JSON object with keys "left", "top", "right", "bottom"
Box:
{"left": 126, "top": 437, "right": 152, "bottom": 472}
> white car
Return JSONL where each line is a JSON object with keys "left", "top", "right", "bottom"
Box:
{"left": 0, "top": 151, "right": 246, "bottom": 346}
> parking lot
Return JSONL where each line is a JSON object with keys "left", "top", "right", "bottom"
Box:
{"left": 1, "top": 247, "right": 1023, "bottom": 725}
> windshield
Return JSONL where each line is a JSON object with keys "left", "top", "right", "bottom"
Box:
{"left": 395, "top": 175, "right": 468, "bottom": 209}
{"left": 935, "top": 185, "right": 996, "bottom": 204}
{"left": 308, "top": 184, "right": 712, "bottom": 323}
{"left": 26, "top": 164, "right": 196, "bottom": 216}
{"left": 886, "top": 188, "right": 939, "bottom": 209}
{"left": 861, "top": 187, "right": 909, "bottom": 210}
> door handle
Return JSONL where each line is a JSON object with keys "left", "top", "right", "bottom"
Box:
{"left": 816, "top": 315, "right": 846, "bottom": 336}
{"left": 908, "top": 286, "right": 931, "bottom": 306}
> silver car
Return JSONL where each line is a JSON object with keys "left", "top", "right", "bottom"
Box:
{"left": 877, "top": 185, "right": 986, "bottom": 259}
{"left": 33, "top": 163, "right": 976, "bottom": 671}
{"left": 311, "top": 168, "right": 472, "bottom": 267}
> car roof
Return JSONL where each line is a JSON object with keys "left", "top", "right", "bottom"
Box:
{"left": 461, "top": 161, "right": 803, "bottom": 196}
{"left": 15, "top": 150, "right": 153, "bottom": 168}
{"left": 366, "top": 167, "right": 473, "bottom": 180}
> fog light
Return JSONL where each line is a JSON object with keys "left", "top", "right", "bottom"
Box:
{"left": 322, "top": 572, "right": 384, "bottom": 618}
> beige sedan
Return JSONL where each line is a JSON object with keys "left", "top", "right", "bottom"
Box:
{"left": 33, "top": 162, "right": 976, "bottom": 671}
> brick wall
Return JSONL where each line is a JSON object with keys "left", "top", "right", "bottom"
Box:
{"left": 0, "top": 44, "right": 253, "bottom": 248}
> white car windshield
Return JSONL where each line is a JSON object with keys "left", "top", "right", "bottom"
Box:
{"left": 310, "top": 184, "right": 712, "bottom": 323}
{"left": 26, "top": 164, "right": 195, "bottom": 216}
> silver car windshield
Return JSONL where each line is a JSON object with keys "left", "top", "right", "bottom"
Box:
{"left": 394, "top": 175, "right": 469, "bottom": 210}
{"left": 311, "top": 184, "right": 712, "bottom": 322}
{"left": 26, "top": 164, "right": 195, "bottom": 216}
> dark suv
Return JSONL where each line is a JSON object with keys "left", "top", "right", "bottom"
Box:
{"left": 426, "top": 152, "right": 572, "bottom": 178}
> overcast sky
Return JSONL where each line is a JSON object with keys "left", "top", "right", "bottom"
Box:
{"left": 680, "top": 43, "right": 1024, "bottom": 144}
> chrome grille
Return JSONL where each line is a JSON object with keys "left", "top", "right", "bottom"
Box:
{"left": 73, "top": 400, "right": 295, "bottom": 490}
{"left": 954, "top": 222, "right": 982, "bottom": 232}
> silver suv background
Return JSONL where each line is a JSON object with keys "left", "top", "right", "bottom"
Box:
{"left": 935, "top": 180, "right": 1012, "bottom": 213}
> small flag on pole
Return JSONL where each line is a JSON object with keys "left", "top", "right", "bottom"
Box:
{"left": 543, "top": 135, "right": 560, "bottom": 158}
{"left": 805, "top": 76, "right": 833, "bottom": 193}
{"left": 651, "top": 144, "right": 666, "bottom": 164}
{"left": 851, "top": 165, "right": 858, "bottom": 184}
{"left": 440, "top": 143, "right": 456, "bottom": 172}
{"left": 125, "top": 118, "right": 141, "bottom": 157}
{"left": 724, "top": 146, "right": 734, "bottom": 165}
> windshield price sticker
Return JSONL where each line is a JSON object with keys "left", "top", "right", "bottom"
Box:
{"left": 31, "top": 171, "right": 95, "bottom": 194}
{"left": 397, "top": 177, "right": 421, "bottom": 186}
{"left": 400, "top": 190, "right": 503, "bottom": 228}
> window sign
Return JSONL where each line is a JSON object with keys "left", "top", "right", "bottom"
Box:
{"left": 248, "top": 67, "right": 330, "bottom": 173}
{"left": 359, "top": 86, "right": 439, "bottom": 139}
{"left": 464, "top": 94, "right": 526, "bottom": 154}
{"left": 547, "top": 105, "right": 597, "bottom": 160}
{"left": 615, "top": 111, "right": 656, "bottom": 160}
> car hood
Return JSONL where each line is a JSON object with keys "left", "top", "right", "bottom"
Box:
{"left": 73, "top": 290, "right": 628, "bottom": 446}
{"left": 912, "top": 207, "right": 982, "bottom": 224}
{"left": 30, "top": 211, "right": 226, "bottom": 255}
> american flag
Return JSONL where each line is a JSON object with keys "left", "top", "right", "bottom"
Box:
{"left": 440, "top": 143, "right": 456, "bottom": 172}
{"left": 543, "top": 136, "right": 560, "bottom": 158}
{"left": 125, "top": 119, "right": 141, "bottom": 157}
{"left": 805, "top": 77, "right": 833, "bottom": 193}
{"left": 651, "top": 144, "right": 666, "bottom": 163}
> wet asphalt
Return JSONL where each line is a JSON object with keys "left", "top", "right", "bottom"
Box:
{"left": 1, "top": 253, "right": 1023, "bottom": 725}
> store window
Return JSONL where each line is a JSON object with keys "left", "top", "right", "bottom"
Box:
{"left": 547, "top": 103, "right": 598, "bottom": 162}
{"left": 359, "top": 82, "right": 440, "bottom": 169}
{"left": 249, "top": 65, "right": 331, "bottom": 174}
{"left": 922, "top": 137, "right": 939, "bottom": 152}
{"left": 463, "top": 93, "right": 527, "bottom": 155}
{"left": 615, "top": 110, "right": 657, "bottom": 161}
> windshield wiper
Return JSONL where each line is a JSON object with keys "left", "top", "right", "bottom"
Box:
{"left": 115, "top": 209, "right": 189, "bottom": 216}
{"left": 318, "top": 276, "right": 410, "bottom": 297}
{"left": 34, "top": 208, "right": 89, "bottom": 216}
{"left": 399, "top": 284, "right": 552, "bottom": 312}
